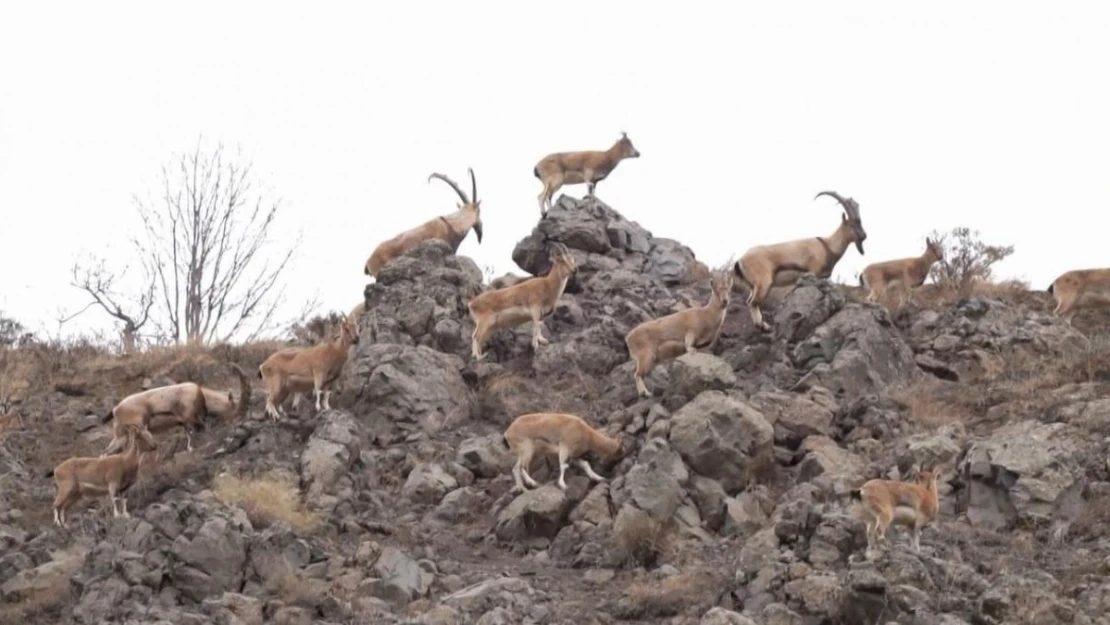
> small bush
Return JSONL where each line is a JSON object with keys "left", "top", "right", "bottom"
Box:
{"left": 928, "top": 227, "right": 1015, "bottom": 294}
{"left": 213, "top": 472, "right": 319, "bottom": 533}
{"left": 288, "top": 311, "right": 347, "bottom": 346}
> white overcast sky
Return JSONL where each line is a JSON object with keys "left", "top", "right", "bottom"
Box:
{"left": 1, "top": 2, "right": 1108, "bottom": 341}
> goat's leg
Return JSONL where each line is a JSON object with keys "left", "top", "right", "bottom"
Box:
{"left": 108, "top": 484, "right": 120, "bottom": 518}
{"left": 322, "top": 390, "right": 332, "bottom": 411}
{"left": 517, "top": 441, "right": 539, "bottom": 488}
{"left": 583, "top": 170, "right": 596, "bottom": 197}
{"left": 633, "top": 352, "right": 655, "bottom": 398}
{"left": 684, "top": 331, "right": 698, "bottom": 354}
{"left": 291, "top": 393, "right": 302, "bottom": 410}
{"left": 472, "top": 318, "right": 494, "bottom": 361}
{"left": 556, "top": 445, "right": 570, "bottom": 490}
{"left": 911, "top": 520, "right": 922, "bottom": 553}
{"left": 121, "top": 496, "right": 130, "bottom": 518}
{"left": 531, "top": 310, "right": 549, "bottom": 349}
{"left": 578, "top": 459, "right": 606, "bottom": 483}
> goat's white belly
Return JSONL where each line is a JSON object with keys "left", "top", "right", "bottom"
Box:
{"left": 494, "top": 306, "right": 535, "bottom": 328}
{"left": 892, "top": 505, "right": 919, "bottom": 525}
{"left": 79, "top": 482, "right": 109, "bottom": 494}
{"left": 562, "top": 171, "right": 587, "bottom": 184}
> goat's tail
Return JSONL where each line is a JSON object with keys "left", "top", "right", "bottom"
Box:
{"left": 100, "top": 409, "right": 114, "bottom": 424}
{"left": 532, "top": 166, "right": 540, "bottom": 179}
{"left": 1047, "top": 283, "right": 1055, "bottom": 295}
{"left": 850, "top": 488, "right": 863, "bottom": 501}
{"left": 43, "top": 467, "right": 55, "bottom": 478}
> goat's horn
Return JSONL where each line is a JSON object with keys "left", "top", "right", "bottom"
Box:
{"left": 428, "top": 172, "right": 470, "bottom": 204}
{"left": 468, "top": 168, "right": 477, "bottom": 204}
{"left": 814, "top": 190, "right": 848, "bottom": 206}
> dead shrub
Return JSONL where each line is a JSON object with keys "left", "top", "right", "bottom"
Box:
{"left": 213, "top": 472, "right": 319, "bottom": 533}
{"left": 928, "top": 226, "right": 1015, "bottom": 295}
{"left": 612, "top": 510, "right": 672, "bottom": 569}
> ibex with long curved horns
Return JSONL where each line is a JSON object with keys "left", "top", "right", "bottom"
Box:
{"left": 732, "top": 191, "right": 867, "bottom": 331}
{"left": 364, "top": 169, "right": 484, "bottom": 277}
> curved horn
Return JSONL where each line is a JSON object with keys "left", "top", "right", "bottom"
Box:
{"left": 468, "top": 167, "right": 477, "bottom": 203}
{"left": 427, "top": 172, "right": 470, "bottom": 204}
{"left": 814, "top": 190, "right": 848, "bottom": 206}
{"left": 228, "top": 362, "right": 251, "bottom": 420}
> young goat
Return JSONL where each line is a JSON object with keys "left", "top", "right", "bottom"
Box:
{"left": 625, "top": 269, "right": 734, "bottom": 397}
{"left": 259, "top": 318, "right": 359, "bottom": 420}
{"left": 732, "top": 191, "right": 867, "bottom": 332}
{"left": 534, "top": 132, "right": 641, "bottom": 217}
{"left": 364, "top": 169, "right": 483, "bottom": 277}
{"left": 851, "top": 467, "right": 941, "bottom": 559}
{"left": 48, "top": 426, "right": 158, "bottom": 528}
{"left": 502, "top": 412, "right": 627, "bottom": 492}
{"left": 859, "top": 237, "right": 944, "bottom": 305}
{"left": 100, "top": 362, "right": 251, "bottom": 455}
{"left": 1047, "top": 268, "right": 1110, "bottom": 326}
{"left": 467, "top": 242, "right": 578, "bottom": 361}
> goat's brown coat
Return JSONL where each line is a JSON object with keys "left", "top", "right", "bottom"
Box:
{"left": 503, "top": 412, "right": 625, "bottom": 491}
{"left": 534, "top": 132, "right": 640, "bottom": 216}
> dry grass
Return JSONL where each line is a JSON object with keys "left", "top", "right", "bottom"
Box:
{"left": 618, "top": 571, "right": 720, "bottom": 619}
{"left": 213, "top": 471, "right": 319, "bottom": 533}
{"left": 612, "top": 510, "right": 673, "bottom": 569}
{"left": 892, "top": 379, "right": 972, "bottom": 429}
{"left": 0, "top": 562, "right": 78, "bottom": 624}
{"left": 847, "top": 279, "right": 1034, "bottom": 316}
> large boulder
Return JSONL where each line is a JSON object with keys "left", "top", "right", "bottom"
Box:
{"left": 358, "top": 238, "right": 484, "bottom": 360}
{"left": 668, "top": 391, "right": 774, "bottom": 494}
{"left": 511, "top": 195, "right": 708, "bottom": 289}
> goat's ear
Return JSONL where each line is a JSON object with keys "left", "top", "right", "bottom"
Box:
{"left": 227, "top": 391, "right": 234, "bottom": 403}
{"left": 841, "top": 213, "right": 847, "bottom": 223}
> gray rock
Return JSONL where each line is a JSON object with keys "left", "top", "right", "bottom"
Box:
{"left": 669, "top": 391, "right": 774, "bottom": 493}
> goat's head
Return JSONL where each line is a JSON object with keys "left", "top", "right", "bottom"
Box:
{"left": 548, "top": 242, "right": 578, "bottom": 274}
{"left": 925, "top": 237, "right": 944, "bottom": 262}
{"left": 616, "top": 131, "right": 641, "bottom": 159}
{"left": 911, "top": 465, "right": 940, "bottom": 488}
{"left": 710, "top": 268, "right": 734, "bottom": 307}
{"left": 816, "top": 190, "right": 867, "bottom": 254}
{"left": 341, "top": 317, "right": 360, "bottom": 346}
{"left": 428, "top": 169, "right": 482, "bottom": 243}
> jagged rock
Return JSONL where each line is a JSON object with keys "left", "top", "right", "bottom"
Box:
{"left": 667, "top": 352, "right": 738, "bottom": 398}
{"left": 796, "top": 435, "right": 866, "bottom": 495}
{"left": 512, "top": 195, "right": 707, "bottom": 287}
{"left": 441, "top": 576, "right": 535, "bottom": 615}
{"left": 300, "top": 409, "right": 360, "bottom": 509}
{"left": 669, "top": 391, "right": 774, "bottom": 493}
{"left": 750, "top": 390, "right": 834, "bottom": 448}
{"left": 341, "top": 343, "right": 474, "bottom": 435}
{"left": 455, "top": 434, "right": 514, "bottom": 478}
{"left": 963, "top": 419, "right": 1085, "bottom": 529}
{"left": 359, "top": 239, "right": 484, "bottom": 359}
{"left": 495, "top": 485, "right": 573, "bottom": 541}
{"left": 700, "top": 607, "right": 758, "bottom": 625}
{"left": 169, "top": 514, "right": 249, "bottom": 601}
{"left": 611, "top": 437, "right": 689, "bottom": 523}
{"left": 366, "top": 546, "right": 429, "bottom": 607}
{"left": 402, "top": 463, "right": 459, "bottom": 505}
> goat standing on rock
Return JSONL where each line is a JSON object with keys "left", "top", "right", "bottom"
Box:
{"left": 364, "top": 169, "right": 484, "bottom": 277}
{"left": 259, "top": 318, "right": 359, "bottom": 420}
{"left": 625, "top": 269, "right": 734, "bottom": 397}
{"left": 533, "top": 132, "right": 641, "bottom": 217}
{"left": 48, "top": 425, "right": 158, "bottom": 528}
{"left": 852, "top": 466, "right": 941, "bottom": 559}
{"left": 859, "top": 237, "right": 944, "bottom": 306}
{"left": 732, "top": 190, "right": 867, "bottom": 332}
{"left": 502, "top": 412, "right": 627, "bottom": 492}
{"left": 466, "top": 242, "right": 578, "bottom": 361}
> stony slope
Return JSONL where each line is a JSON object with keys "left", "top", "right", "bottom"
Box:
{"left": 3, "top": 195, "right": 1110, "bottom": 624}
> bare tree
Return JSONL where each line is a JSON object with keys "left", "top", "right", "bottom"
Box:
{"left": 69, "top": 259, "right": 155, "bottom": 353}
{"left": 132, "top": 138, "right": 302, "bottom": 344}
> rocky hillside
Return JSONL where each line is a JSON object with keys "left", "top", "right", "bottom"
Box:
{"left": 3, "top": 194, "right": 1110, "bottom": 625}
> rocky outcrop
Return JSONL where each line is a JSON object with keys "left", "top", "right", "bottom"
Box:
{"left": 4, "top": 194, "right": 1108, "bottom": 625}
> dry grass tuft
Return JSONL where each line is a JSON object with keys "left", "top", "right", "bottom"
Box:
{"left": 612, "top": 510, "right": 672, "bottom": 569}
{"left": 892, "top": 379, "right": 972, "bottom": 429}
{"left": 213, "top": 472, "right": 319, "bottom": 533}
{"left": 618, "top": 571, "right": 720, "bottom": 619}
{"left": 0, "top": 564, "right": 77, "bottom": 624}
